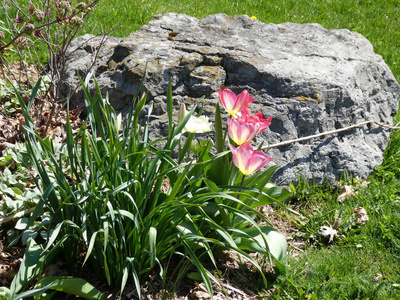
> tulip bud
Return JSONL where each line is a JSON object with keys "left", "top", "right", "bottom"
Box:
{"left": 190, "top": 139, "right": 201, "bottom": 154}
{"left": 116, "top": 113, "right": 122, "bottom": 132}
{"left": 178, "top": 102, "right": 187, "bottom": 123}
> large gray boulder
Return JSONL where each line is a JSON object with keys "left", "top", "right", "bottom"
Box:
{"left": 61, "top": 13, "right": 399, "bottom": 185}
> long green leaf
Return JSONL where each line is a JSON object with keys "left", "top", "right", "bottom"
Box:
{"left": 120, "top": 266, "right": 130, "bottom": 300}
{"left": 42, "top": 221, "right": 63, "bottom": 253}
{"left": 34, "top": 277, "right": 106, "bottom": 300}
{"left": 83, "top": 231, "right": 99, "bottom": 266}
{"left": 233, "top": 225, "right": 287, "bottom": 261}
{"left": 214, "top": 103, "right": 224, "bottom": 153}
{"left": 13, "top": 78, "right": 41, "bottom": 132}
{"left": 127, "top": 258, "right": 141, "bottom": 299}
{"left": 10, "top": 282, "right": 54, "bottom": 300}
{"left": 10, "top": 239, "right": 43, "bottom": 295}
{"left": 183, "top": 241, "right": 214, "bottom": 299}
{"left": 241, "top": 165, "right": 279, "bottom": 189}
{"left": 149, "top": 227, "right": 157, "bottom": 269}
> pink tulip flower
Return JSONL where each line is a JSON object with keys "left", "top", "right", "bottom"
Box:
{"left": 228, "top": 117, "right": 260, "bottom": 145}
{"left": 218, "top": 88, "right": 255, "bottom": 117}
{"left": 228, "top": 108, "right": 273, "bottom": 145}
{"left": 240, "top": 107, "right": 273, "bottom": 134}
{"left": 229, "top": 142, "right": 273, "bottom": 176}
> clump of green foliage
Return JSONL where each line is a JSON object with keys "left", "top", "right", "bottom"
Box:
{"left": 0, "top": 75, "right": 290, "bottom": 299}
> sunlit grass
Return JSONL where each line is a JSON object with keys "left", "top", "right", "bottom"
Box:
{"left": 274, "top": 245, "right": 400, "bottom": 299}
{"left": 4, "top": 0, "right": 400, "bottom": 89}
{"left": 82, "top": 0, "right": 400, "bottom": 86}
{"left": 274, "top": 172, "right": 400, "bottom": 298}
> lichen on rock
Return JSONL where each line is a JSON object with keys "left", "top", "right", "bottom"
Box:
{"left": 61, "top": 13, "right": 399, "bottom": 184}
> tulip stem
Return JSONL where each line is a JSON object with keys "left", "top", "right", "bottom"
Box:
{"left": 228, "top": 160, "right": 235, "bottom": 185}
{"left": 264, "top": 120, "right": 400, "bottom": 150}
{"left": 223, "top": 125, "right": 229, "bottom": 149}
{"left": 241, "top": 175, "right": 246, "bottom": 187}
{"left": 218, "top": 206, "right": 232, "bottom": 228}
{"left": 235, "top": 175, "right": 246, "bottom": 213}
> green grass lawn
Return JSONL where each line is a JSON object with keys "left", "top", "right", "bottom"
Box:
{"left": 84, "top": 0, "right": 400, "bottom": 84}
{"left": 273, "top": 167, "right": 400, "bottom": 298}
{"left": 2, "top": 0, "right": 400, "bottom": 299}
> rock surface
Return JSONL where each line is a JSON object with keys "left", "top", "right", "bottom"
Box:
{"left": 61, "top": 13, "right": 399, "bottom": 184}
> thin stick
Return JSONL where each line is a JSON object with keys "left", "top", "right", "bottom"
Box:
{"left": 0, "top": 142, "right": 16, "bottom": 150}
{"left": 0, "top": 207, "right": 35, "bottom": 225}
{"left": 222, "top": 281, "right": 249, "bottom": 297}
{"left": 264, "top": 120, "right": 400, "bottom": 150}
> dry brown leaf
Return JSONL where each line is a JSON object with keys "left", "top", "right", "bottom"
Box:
{"left": 191, "top": 283, "right": 211, "bottom": 299}
{"left": 337, "top": 185, "right": 355, "bottom": 202}
{"left": 354, "top": 207, "right": 369, "bottom": 224}
{"left": 192, "top": 290, "right": 211, "bottom": 299}
{"left": 319, "top": 225, "right": 338, "bottom": 243}
{"left": 1, "top": 62, "right": 83, "bottom": 149}
{"left": 333, "top": 217, "right": 343, "bottom": 229}
{"left": 48, "top": 126, "right": 64, "bottom": 140}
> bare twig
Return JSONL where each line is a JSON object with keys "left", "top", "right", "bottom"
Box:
{"left": 0, "top": 141, "right": 16, "bottom": 150}
{"left": 0, "top": 11, "right": 90, "bottom": 52}
{"left": 264, "top": 120, "right": 400, "bottom": 150}
{"left": 222, "top": 281, "right": 249, "bottom": 297}
{"left": 290, "top": 244, "right": 305, "bottom": 253}
{"left": 0, "top": 207, "right": 35, "bottom": 225}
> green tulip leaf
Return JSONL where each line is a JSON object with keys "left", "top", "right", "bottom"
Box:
{"left": 264, "top": 185, "right": 292, "bottom": 202}
{"left": 34, "top": 277, "right": 106, "bottom": 300}
{"left": 10, "top": 238, "right": 42, "bottom": 295}
{"left": 233, "top": 225, "right": 287, "bottom": 261}
{"left": 0, "top": 287, "right": 12, "bottom": 299}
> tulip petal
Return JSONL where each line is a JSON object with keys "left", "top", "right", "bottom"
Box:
{"left": 230, "top": 142, "right": 272, "bottom": 175}
{"left": 245, "top": 151, "right": 273, "bottom": 174}
{"left": 218, "top": 88, "right": 255, "bottom": 116}
{"left": 228, "top": 118, "right": 260, "bottom": 145}
{"left": 235, "top": 109, "right": 272, "bottom": 135}
{"left": 229, "top": 144, "right": 241, "bottom": 170}
{"left": 184, "top": 115, "right": 212, "bottom": 133}
{"left": 218, "top": 88, "right": 237, "bottom": 115}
